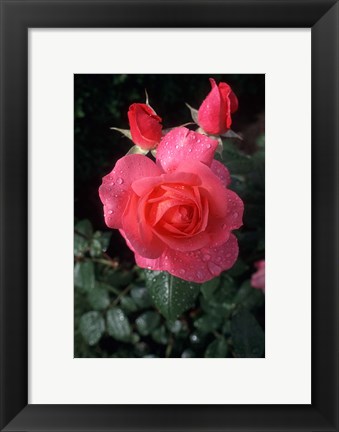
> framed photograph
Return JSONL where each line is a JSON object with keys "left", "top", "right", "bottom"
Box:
{"left": 1, "top": 0, "right": 338, "bottom": 431}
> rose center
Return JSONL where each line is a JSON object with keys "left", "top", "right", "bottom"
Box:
{"left": 144, "top": 183, "right": 204, "bottom": 236}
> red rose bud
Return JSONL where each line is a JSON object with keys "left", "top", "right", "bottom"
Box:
{"left": 198, "top": 78, "right": 238, "bottom": 135}
{"left": 127, "top": 103, "right": 162, "bottom": 150}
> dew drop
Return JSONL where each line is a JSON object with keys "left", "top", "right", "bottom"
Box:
{"left": 196, "top": 271, "right": 203, "bottom": 280}
{"left": 202, "top": 253, "right": 211, "bottom": 262}
{"left": 197, "top": 139, "right": 201, "bottom": 143}
{"left": 116, "top": 177, "right": 124, "bottom": 185}
{"left": 207, "top": 144, "right": 211, "bottom": 149}
{"left": 108, "top": 210, "right": 113, "bottom": 214}
{"left": 222, "top": 223, "right": 227, "bottom": 230}
{"left": 208, "top": 261, "right": 222, "bottom": 276}
{"left": 234, "top": 211, "right": 238, "bottom": 218}
{"left": 179, "top": 269, "right": 186, "bottom": 275}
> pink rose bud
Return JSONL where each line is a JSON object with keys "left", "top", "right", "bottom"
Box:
{"left": 198, "top": 78, "right": 238, "bottom": 135}
{"left": 99, "top": 127, "right": 244, "bottom": 283}
{"left": 251, "top": 260, "right": 265, "bottom": 292}
{"left": 127, "top": 103, "right": 162, "bottom": 150}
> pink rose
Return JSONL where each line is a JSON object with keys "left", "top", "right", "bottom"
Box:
{"left": 99, "top": 127, "right": 243, "bottom": 283}
{"left": 128, "top": 103, "right": 162, "bottom": 150}
{"left": 251, "top": 260, "right": 265, "bottom": 292}
{"left": 198, "top": 78, "right": 238, "bottom": 135}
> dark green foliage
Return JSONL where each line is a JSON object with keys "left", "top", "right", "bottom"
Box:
{"left": 231, "top": 310, "right": 265, "bottom": 358}
{"left": 74, "top": 217, "right": 264, "bottom": 358}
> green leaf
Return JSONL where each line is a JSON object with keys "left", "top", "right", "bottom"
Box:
{"left": 227, "top": 259, "right": 249, "bottom": 277}
{"left": 79, "top": 311, "right": 105, "bottom": 346}
{"left": 126, "top": 145, "right": 148, "bottom": 156}
{"left": 222, "top": 140, "right": 253, "bottom": 175}
{"left": 194, "top": 314, "right": 222, "bottom": 334}
{"left": 231, "top": 310, "right": 265, "bottom": 358}
{"left": 205, "top": 338, "right": 228, "bottom": 358}
{"left": 152, "top": 325, "right": 168, "bottom": 345}
{"left": 200, "top": 277, "right": 220, "bottom": 300}
{"left": 74, "top": 234, "right": 89, "bottom": 257}
{"left": 185, "top": 103, "right": 198, "bottom": 123}
{"left": 110, "top": 126, "right": 132, "bottom": 140}
{"left": 90, "top": 239, "right": 102, "bottom": 257}
{"left": 74, "top": 220, "right": 93, "bottom": 257}
{"left": 120, "top": 296, "right": 138, "bottom": 313}
{"left": 136, "top": 311, "right": 161, "bottom": 336}
{"left": 130, "top": 286, "right": 153, "bottom": 308}
{"left": 75, "top": 219, "right": 93, "bottom": 238}
{"left": 106, "top": 308, "right": 132, "bottom": 342}
{"left": 221, "top": 129, "right": 243, "bottom": 140}
{"left": 74, "top": 261, "right": 95, "bottom": 293}
{"left": 144, "top": 270, "right": 200, "bottom": 321}
{"left": 234, "top": 280, "right": 264, "bottom": 311}
{"left": 89, "top": 231, "right": 112, "bottom": 257}
{"left": 106, "top": 270, "right": 133, "bottom": 288}
{"left": 88, "top": 285, "right": 110, "bottom": 310}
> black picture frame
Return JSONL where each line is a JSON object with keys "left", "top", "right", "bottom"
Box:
{"left": 1, "top": 0, "right": 338, "bottom": 431}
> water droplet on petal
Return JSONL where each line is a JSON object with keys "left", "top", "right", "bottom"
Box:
{"left": 202, "top": 253, "right": 211, "bottom": 262}
{"left": 222, "top": 223, "right": 228, "bottom": 230}
{"left": 208, "top": 262, "right": 222, "bottom": 276}
{"left": 207, "top": 144, "right": 211, "bottom": 149}
{"left": 108, "top": 210, "right": 113, "bottom": 214}
{"left": 179, "top": 269, "right": 186, "bottom": 275}
{"left": 116, "top": 177, "right": 124, "bottom": 185}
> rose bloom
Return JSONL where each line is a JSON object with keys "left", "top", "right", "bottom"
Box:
{"left": 99, "top": 127, "right": 243, "bottom": 283}
{"left": 198, "top": 78, "right": 238, "bottom": 135}
{"left": 251, "top": 260, "right": 265, "bottom": 292}
{"left": 128, "top": 103, "right": 162, "bottom": 150}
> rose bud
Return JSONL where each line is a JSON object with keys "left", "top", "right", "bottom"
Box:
{"left": 198, "top": 78, "right": 238, "bottom": 135}
{"left": 251, "top": 260, "right": 265, "bottom": 292}
{"left": 99, "top": 127, "right": 243, "bottom": 283}
{"left": 127, "top": 103, "right": 162, "bottom": 150}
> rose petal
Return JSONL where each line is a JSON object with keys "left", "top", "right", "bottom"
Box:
{"left": 224, "top": 189, "right": 244, "bottom": 230}
{"left": 251, "top": 261, "right": 265, "bottom": 291}
{"left": 174, "top": 160, "right": 228, "bottom": 218}
{"left": 131, "top": 171, "right": 200, "bottom": 197}
{"left": 98, "top": 154, "right": 161, "bottom": 228}
{"left": 155, "top": 229, "right": 210, "bottom": 252}
{"left": 210, "top": 159, "right": 231, "bottom": 187}
{"left": 156, "top": 127, "right": 218, "bottom": 173}
{"left": 229, "top": 91, "right": 239, "bottom": 113}
{"left": 122, "top": 192, "right": 166, "bottom": 258}
{"left": 135, "top": 233, "right": 239, "bottom": 283}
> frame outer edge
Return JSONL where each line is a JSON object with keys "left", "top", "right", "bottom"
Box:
{"left": 0, "top": 0, "right": 29, "bottom": 430}
{"left": 0, "top": 0, "right": 338, "bottom": 431}
{"left": 312, "top": 1, "right": 339, "bottom": 429}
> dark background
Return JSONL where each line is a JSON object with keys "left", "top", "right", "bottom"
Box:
{"left": 74, "top": 74, "right": 265, "bottom": 263}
